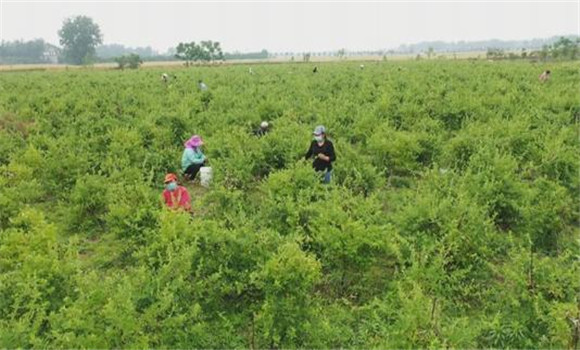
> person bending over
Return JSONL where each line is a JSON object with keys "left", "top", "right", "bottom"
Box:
{"left": 182, "top": 135, "right": 207, "bottom": 182}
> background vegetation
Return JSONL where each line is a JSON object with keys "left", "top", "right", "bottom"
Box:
{"left": 1, "top": 13, "right": 577, "bottom": 65}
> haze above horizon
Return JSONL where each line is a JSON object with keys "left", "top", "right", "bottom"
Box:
{"left": 1, "top": 1, "right": 578, "bottom": 53}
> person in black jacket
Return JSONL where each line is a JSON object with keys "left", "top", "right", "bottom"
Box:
{"left": 305, "top": 125, "right": 336, "bottom": 183}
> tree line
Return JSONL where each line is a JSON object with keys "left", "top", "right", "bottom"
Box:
{"left": 398, "top": 35, "right": 579, "bottom": 54}
{"left": 486, "top": 37, "right": 580, "bottom": 60}
{"left": 0, "top": 16, "right": 253, "bottom": 67}
{"left": 1, "top": 15, "right": 579, "bottom": 66}
{"left": 0, "top": 39, "right": 58, "bottom": 64}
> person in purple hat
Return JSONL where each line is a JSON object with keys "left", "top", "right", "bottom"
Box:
{"left": 182, "top": 135, "right": 207, "bottom": 181}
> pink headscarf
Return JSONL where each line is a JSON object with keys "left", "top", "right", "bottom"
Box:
{"left": 184, "top": 135, "right": 203, "bottom": 148}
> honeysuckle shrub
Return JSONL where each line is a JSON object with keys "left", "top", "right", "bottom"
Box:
{"left": 0, "top": 60, "right": 578, "bottom": 348}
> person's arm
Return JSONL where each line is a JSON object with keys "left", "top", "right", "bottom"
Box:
{"left": 317, "top": 141, "right": 335, "bottom": 162}
{"left": 180, "top": 187, "right": 192, "bottom": 211}
{"left": 305, "top": 141, "right": 314, "bottom": 160}
{"left": 327, "top": 141, "right": 336, "bottom": 162}
{"left": 191, "top": 150, "right": 206, "bottom": 164}
{"left": 162, "top": 191, "right": 170, "bottom": 207}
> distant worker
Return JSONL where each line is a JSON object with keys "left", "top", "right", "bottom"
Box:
{"left": 162, "top": 173, "right": 192, "bottom": 211}
{"left": 161, "top": 73, "right": 169, "bottom": 83}
{"left": 254, "top": 121, "right": 270, "bottom": 137}
{"left": 313, "top": 66, "right": 318, "bottom": 73}
{"left": 249, "top": 67, "right": 254, "bottom": 75}
{"left": 182, "top": 135, "right": 207, "bottom": 182}
{"left": 198, "top": 80, "right": 208, "bottom": 91}
{"left": 360, "top": 64, "right": 365, "bottom": 69}
{"left": 539, "top": 70, "right": 551, "bottom": 83}
{"left": 305, "top": 125, "right": 336, "bottom": 184}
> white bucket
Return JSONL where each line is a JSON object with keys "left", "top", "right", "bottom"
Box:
{"left": 200, "top": 166, "right": 212, "bottom": 188}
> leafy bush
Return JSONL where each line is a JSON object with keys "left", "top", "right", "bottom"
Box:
{"left": 114, "top": 53, "right": 142, "bottom": 69}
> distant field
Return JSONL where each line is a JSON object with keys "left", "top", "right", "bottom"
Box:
{"left": 0, "top": 51, "right": 488, "bottom": 71}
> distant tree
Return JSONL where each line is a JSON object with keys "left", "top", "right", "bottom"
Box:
{"left": 427, "top": 46, "right": 435, "bottom": 59}
{"left": 114, "top": 56, "right": 125, "bottom": 69}
{"left": 175, "top": 42, "right": 200, "bottom": 66}
{"left": 574, "top": 38, "right": 580, "bottom": 59}
{"left": 175, "top": 41, "right": 223, "bottom": 65}
{"left": 58, "top": 16, "right": 103, "bottom": 65}
{"left": 200, "top": 40, "right": 224, "bottom": 62}
{"left": 539, "top": 45, "right": 550, "bottom": 61}
{"left": 486, "top": 48, "right": 505, "bottom": 60}
{"left": 486, "top": 48, "right": 493, "bottom": 59}
{"left": 303, "top": 53, "right": 311, "bottom": 62}
{"left": 521, "top": 48, "right": 528, "bottom": 59}
{"left": 574, "top": 38, "right": 580, "bottom": 60}
{"left": 337, "top": 49, "right": 346, "bottom": 59}
{"left": 551, "top": 36, "right": 579, "bottom": 60}
{"left": 126, "top": 54, "right": 142, "bottom": 68}
{"left": 114, "top": 53, "right": 142, "bottom": 69}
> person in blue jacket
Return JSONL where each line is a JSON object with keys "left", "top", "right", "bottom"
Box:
{"left": 182, "top": 135, "right": 207, "bottom": 181}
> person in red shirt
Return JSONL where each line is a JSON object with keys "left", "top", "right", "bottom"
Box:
{"left": 162, "top": 173, "right": 191, "bottom": 212}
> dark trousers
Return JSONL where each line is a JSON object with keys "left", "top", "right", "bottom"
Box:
{"left": 184, "top": 161, "right": 206, "bottom": 180}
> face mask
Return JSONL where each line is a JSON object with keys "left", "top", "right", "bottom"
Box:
{"left": 314, "top": 135, "right": 324, "bottom": 142}
{"left": 166, "top": 181, "right": 177, "bottom": 191}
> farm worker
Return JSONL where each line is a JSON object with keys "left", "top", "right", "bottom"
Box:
{"left": 254, "top": 121, "right": 270, "bottom": 137}
{"left": 360, "top": 64, "right": 365, "bottom": 69}
{"left": 249, "top": 67, "right": 254, "bottom": 75}
{"left": 305, "top": 125, "right": 336, "bottom": 184}
{"left": 182, "top": 135, "right": 207, "bottom": 181}
{"left": 161, "top": 73, "right": 169, "bottom": 83}
{"left": 198, "top": 80, "right": 208, "bottom": 91}
{"left": 162, "top": 173, "right": 191, "bottom": 211}
{"left": 539, "top": 70, "right": 551, "bottom": 82}
{"left": 313, "top": 66, "right": 318, "bottom": 73}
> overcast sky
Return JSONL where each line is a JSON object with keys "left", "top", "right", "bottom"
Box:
{"left": 1, "top": 1, "right": 578, "bottom": 53}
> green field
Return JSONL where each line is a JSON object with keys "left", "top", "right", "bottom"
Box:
{"left": 0, "top": 60, "right": 579, "bottom": 348}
